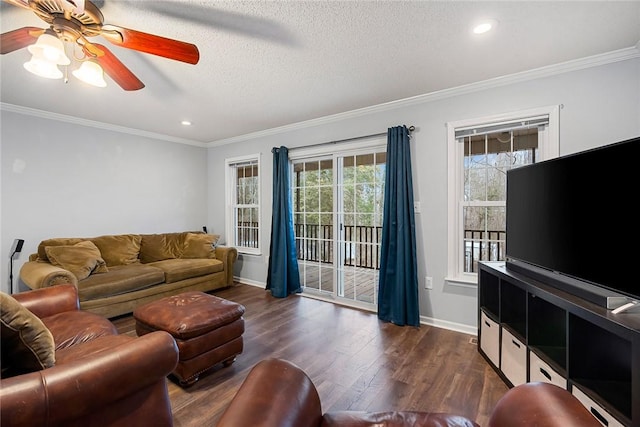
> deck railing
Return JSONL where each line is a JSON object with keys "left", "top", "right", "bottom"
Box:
{"left": 464, "top": 229, "right": 506, "bottom": 273}
{"left": 237, "top": 223, "right": 504, "bottom": 272}
{"left": 294, "top": 224, "right": 382, "bottom": 270}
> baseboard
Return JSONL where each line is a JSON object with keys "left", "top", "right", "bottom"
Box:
{"left": 233, "top": 276, "right": 477, "bottom": 336}
{"left": 419, "top": 315, "right": 477, "bottom": 336}
{"left": 233, "top": 277, "right": 265, "bottom": 288}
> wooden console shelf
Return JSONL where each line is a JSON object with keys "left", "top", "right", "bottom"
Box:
{"left": 478, "top": 261, "right": 640, "bottom": 427}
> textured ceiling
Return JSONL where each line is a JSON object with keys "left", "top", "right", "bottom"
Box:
{"left": 1, "top": 0, "right": 639, "bottom": 145}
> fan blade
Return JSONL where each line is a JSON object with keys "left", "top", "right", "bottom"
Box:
{"left": 101, "top": 25, "right": 199, "bottom": 64}
{"left": 84, "top": 42, "right": 145, "bottom": 91}
{"left": 2, "top": 0, "right": 31, "bottom": 10}
{"left": 1, "top": 27, "right": 44, "bottom": 54}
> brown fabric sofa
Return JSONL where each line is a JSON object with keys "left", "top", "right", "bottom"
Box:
{"left": 0, "top": 284, "right": 179, "bottom": 427}
{"left": 19, "top": 231, "right": 237, "bottom": 318}
{"left": 216, "top": 358, "right": 601, "bottom": 427}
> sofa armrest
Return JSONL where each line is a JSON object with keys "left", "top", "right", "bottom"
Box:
{"left": 19, "top": 260, "right": 78, "bottom": 290}
{"left": 0, "top": 331, "right": 178, "bottom": 427}
{"left": 216, "top": 358, "right": 323, "bottom": 427}
{"left": 487, "top": 382, "right": 601, "bottom": 427}
{"left": 215, "top": 246, "right": 238, "bottom": 286}
{"left": 11, "top": 283, "right": 79, "bottom": 318}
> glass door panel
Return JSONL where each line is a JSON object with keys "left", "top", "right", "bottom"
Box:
{"left": 293, "top": 159, "right": 334, "bottom": 294}
{"left": 336, "top": 152, "right": 385, "bottom": 307}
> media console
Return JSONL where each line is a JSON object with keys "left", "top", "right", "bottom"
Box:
{"left": 478, "top": 261, "right": 640, "bottom": 427}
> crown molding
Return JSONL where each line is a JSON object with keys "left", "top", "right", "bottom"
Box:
{"left": 209, "top": 43, "right": 640, "bottom": 147}
{"left": 0, "top": 103, "right": 207, "bottom": 147}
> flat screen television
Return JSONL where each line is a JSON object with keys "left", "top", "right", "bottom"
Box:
{"left": 505, "top": 136, "right": 640, "bottom": 311}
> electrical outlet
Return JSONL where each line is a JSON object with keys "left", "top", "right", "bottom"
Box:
{"left": 425, "top": 276, "right": 433, "bottom": 289}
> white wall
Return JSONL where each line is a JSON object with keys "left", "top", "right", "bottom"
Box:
{"left": 1, "top": 57, "right": 638, "bottom": 332}
{"left": 207, "top": 57, "right": 640, "bottom": 333}
{"left": 0, "top": 112, "right": 209, "bottom": 294}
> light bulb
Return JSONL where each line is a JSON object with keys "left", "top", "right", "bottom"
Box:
{"left": 24, "top": 52, "right": 63, "bottom": 79}
{"left": 27, "top": 32, "right": 70, "bottom": 65}
{"left": 72, "top": 60, "right": 107, "bottom": 87}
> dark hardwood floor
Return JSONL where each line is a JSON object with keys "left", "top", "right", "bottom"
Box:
{"left": 111, "top": 283, "right": 508, "bottom": 427}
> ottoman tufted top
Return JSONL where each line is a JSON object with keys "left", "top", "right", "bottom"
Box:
{"left": 133, "top": 291, "right": 245, "bottom": 340}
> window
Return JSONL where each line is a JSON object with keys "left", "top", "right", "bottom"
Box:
{"left": 225, "top": 154, "right": 261, "bottom": 255}
{"left": 446, "top": 106, "right": 560, "bottom": 285}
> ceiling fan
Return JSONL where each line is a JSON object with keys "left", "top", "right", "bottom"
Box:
{"left": 0, "top": 0, "right": 200, "bottom": 90}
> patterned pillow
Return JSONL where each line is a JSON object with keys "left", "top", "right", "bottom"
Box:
{"left": 0, "top": 292, "right": 55, "bottom": 377}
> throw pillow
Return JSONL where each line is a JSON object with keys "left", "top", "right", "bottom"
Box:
{"left": 0, "top": 292, "right": 55, "bottom": 377}
{"left": 182, "top": 233, "right": 220, "bottom": 259}
{"left": 140, "top": 233, "right": 183, "bottom": 263}
{"left": 90, "top": 234, "right": 141, "bottom": 266}
{"left": 45, "top": 240, "right": 109, "bottom": 281}
{"left": 36, "top": 237, "right": 85, "bottom": 262}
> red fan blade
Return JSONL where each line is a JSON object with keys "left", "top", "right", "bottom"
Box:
{"left": 1, "top": 27, "right": 45, "bottom": 54}
{"left": 101, "top": 25, "right": 199, "bottom": 64}
{"left": 84, "top": 42, "right": 145, "bottom": 91}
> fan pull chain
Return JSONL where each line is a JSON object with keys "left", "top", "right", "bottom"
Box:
{"left": 63, "top": 42, "right": 69, "bottom": 84}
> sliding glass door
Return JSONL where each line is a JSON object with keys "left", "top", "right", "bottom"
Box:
{"left": 292, "top": 144, "right": 386, "bottom": 310}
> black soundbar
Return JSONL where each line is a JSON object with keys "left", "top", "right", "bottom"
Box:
{"left": 506, "top": 259, "right": 629, "bottom": 310}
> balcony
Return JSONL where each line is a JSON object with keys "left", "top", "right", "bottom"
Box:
{"left": 236, "top": 223, "right": 504, "bottom": 277}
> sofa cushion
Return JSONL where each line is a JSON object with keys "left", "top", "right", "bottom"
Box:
{"left": 45, "top": 241, "right": 109, "bottom": 281}
{"left": 42, "top": 311, "right": 118, "bottom": 350}
{"left": 140, "top": 232, "right": 187, "bottom": 263}
{"left": 0, "top": 292, "right": 56, "bottom": 377}
{"left": 182, "top": 233, "right": 220, "bottom": 259}
{"left": 148, "top": 258, "right": 223, "bottom": 283}
{"left": 37, "top": 237, "right": 85, "bottom": 262}
{"left": 90, "top": 234, "right": 142, "bottom": 266}
{"left": 77, "top": 264, "right": 165, "bottom": 301}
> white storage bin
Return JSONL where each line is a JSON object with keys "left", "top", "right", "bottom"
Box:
{"left": 529, "top": 350, "right": 566, "bottom": 389}
{"left": 572, "top": 385, "right": 625, "bottom": 427}
{"left": 500, "top": 327, "right": 526, "bottom": 386}
{"left": 480, "top": 311, "right": 499, "bottom": 367}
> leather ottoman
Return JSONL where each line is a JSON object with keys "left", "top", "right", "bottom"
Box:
{"left": 133, "top": 291, "right": 245, "bottom": 386}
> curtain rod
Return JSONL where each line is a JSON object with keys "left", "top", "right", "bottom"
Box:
{"left": 299, "top": 125, "right": 415, "bottom": 150}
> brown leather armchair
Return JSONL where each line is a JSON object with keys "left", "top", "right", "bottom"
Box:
{"left": 1, "top": 284, "right": 179, "bottom": 427}
{"left": 216, "top": 358, "right": 602, "bottom": 427}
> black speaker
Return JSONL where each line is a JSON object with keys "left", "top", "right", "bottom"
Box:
{"left": 10, "top": 239, "right": 24, "bottom": 257}
{"left": 9, "top": 239, "right": 24, "bottom": 294}
{"left": 203, "top": 226, "right": 208, "bottom": 233}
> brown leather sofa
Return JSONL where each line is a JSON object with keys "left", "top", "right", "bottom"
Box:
{"left": 0, "top": 284, "right": 179, "bottom": 427}
{"left": 216, "top": 358, "right": 602, "bottom": 427}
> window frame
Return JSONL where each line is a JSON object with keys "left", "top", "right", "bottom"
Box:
{"left": 445, "top": 106, "right": 560, "bottom": 286}
{"left": 225, "top": 153, "right": 261, "bottom": 255}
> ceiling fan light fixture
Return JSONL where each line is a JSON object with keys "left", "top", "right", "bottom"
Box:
{"left": 23, "top": 52, "right": 63, "bottom": 79}
{"left": 27, "top": 30, "right": 70, "bottom": 65}
{"left": 72, "top": 60, "right": 107, "bottom": 87}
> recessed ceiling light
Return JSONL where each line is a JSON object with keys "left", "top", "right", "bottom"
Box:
{"left": 181, "top": 120, "right": 192, "bottom": 126}
{"left": 473, "top": 19, "right": 498, "bottom": 35}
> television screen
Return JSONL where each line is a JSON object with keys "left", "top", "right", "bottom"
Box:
{"left": 506, "top": 136, "right": 640, "bottom": 304}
